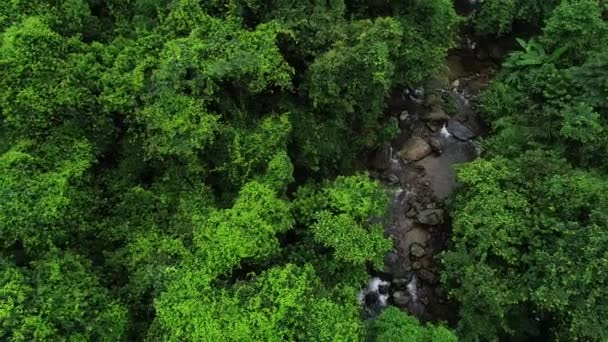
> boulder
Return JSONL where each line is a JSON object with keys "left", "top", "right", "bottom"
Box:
{"left": 424, "top": 93, "right": 442, "bottom": 107}
{"left": 392, "top": 278, "right": 408, "bottom": 289}
{"left": 425, "top": 75, "right": 450, "bottom": 90}
{"left": 398, "top": 137, "right": 432, "bottom": 161}
{"left": 418, "top": 270, "right": 439, "bottom": 284}
{"left": 417, "top": 209, "right": 444, "bottom": 225}
{"left": 392, "top": 291, "right": 410, "bottom": 306}
{"left": 447, "top": 119, "right": 476, "bottom": 141}
{"left": 428, "top": 138, "right": 442, "bottom": 154}
{"left": 410, "top": 243, "right": 426, "bottom": 258}
{"left": 423, "top": 106, "right": 450, "bottom": 121}
{"left": 371, "top": 144, "right": 392, "bottom": 170}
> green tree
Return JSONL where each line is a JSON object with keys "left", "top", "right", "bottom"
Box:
{"left": 293, "top": 175, "right": 391, "bottom": 269}
{"left": 0, "top": 250, "right": 128, "bottom": 341}
{"left": 444, "top": 152, "right": 608, "bottom": 341}
{"left": 541, "top": 0, "right": 608, "bottom": 66}
{"left": 154, "top": 263, "right": 363, "bottom": 341}
{"left": 0, "top": 132, "right": 94, "bottom": 252}
{"left": 369, "top": 306, "right": 457, "bottom": 342}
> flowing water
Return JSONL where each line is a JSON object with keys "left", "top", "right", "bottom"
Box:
{"left": 361, "top": 48, "right": 493, "bottom": 322}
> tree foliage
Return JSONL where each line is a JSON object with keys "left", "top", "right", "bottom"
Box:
{"left": 444, "top": 2, "right": 608, "bottom": 340}
{"left": 369, "top": 306, "right": 457, "bottom": 342}
{"left": 0, "top": 0, "right": 464, "bottom": 340}
{"left": 1, "top": 250, "right": 128, "bottom": 341}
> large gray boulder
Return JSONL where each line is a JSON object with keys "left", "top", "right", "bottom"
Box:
{"left": 447, "top": 119, "right": 476, "bottom": 141}
{"left": 423, "top": 107, "right": 451, "bottom": 122}
{"left": 399, "top": 137, "right": 432, "bottom": 161}
{"left": 417, "top": 209, "right": 444, "bottom": 225}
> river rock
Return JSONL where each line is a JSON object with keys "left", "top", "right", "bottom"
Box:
{"left": 428, "top": 137, "right": 442, "bottom": 154}
{"left": 418, "top": 270, "right": 439, "bottom": 284}
{"left": 386, "top": 173, "right": 399, "bottom": 185}
{"left": 411, "top": 87, "right": 425, "bottom": 99}
{"left": 398, "top": 137, "right": 432, "bottom": 161}
{"left": 371, "top": 144, "right": 391, "bottom": 170}
{"left": 410, "top": 243, "right": 426, "bottom": 258}
{"left": 417, "top": 209, "right": 444, "bottom": 225}
{"left": 406, "top": 208, "right": 418, "bottom": 218}
{"left": 425, "top": 75, "right": 450, "bottom": 90}
{"left": 423, "top": 106, "right": 450, "bottom": 121}
{"left": 383, "top": 252, "right": 399, "bottom": 274}
{"left": 424, "top": 93, "right": 442, "bottom": 107}
{"left": 393, "top": 291, "right": 410, "bottom": 306}
{"left": 412, "top": 261, "right": 422, "bottom": 270}
{"left": 392, "top": 278, "right": 408, "bottom": 289}
{"left": 447, "top": 119, "right": 476, "bottom": 141}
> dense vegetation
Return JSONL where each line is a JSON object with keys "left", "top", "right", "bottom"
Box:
{"left": 1, "top": 0, "right": 607, "bottom": 341}
{"left": 0, "top": 0, "right": 458, "bottom": 340}
{"left": 445, "top": 0, "right": 608, "bottom": 340}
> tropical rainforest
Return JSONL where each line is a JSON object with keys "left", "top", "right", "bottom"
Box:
{"left": 0, "top": 0, "right": 606, "bottom": 341}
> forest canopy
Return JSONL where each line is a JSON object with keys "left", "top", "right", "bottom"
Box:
{"left": 0, "top": 0, "right": 458, "bottom": 340}
{"left": 1, "top": 0, "right": 607, "bottom": 341}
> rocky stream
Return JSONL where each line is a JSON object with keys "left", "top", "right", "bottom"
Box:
{"left": 359, "top": 35, "right": 506, "bottom": 324}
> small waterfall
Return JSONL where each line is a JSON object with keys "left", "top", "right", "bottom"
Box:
{"left": 406, "top": 274, "right": 419, "bottom": 303}
{"left": 358, "top": 277, "right": 390, "bottom": 313}
{"left": 440, "top": 124, "right": 452, "bottom": 138}
{"left": 389, "top": 146, "right": 400, "bottom": 168}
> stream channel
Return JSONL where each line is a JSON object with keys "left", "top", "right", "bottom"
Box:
{"left": 359, "top": 34, "right": 505, "bottom": 324}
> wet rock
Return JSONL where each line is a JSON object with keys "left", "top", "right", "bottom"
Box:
{"left": 424, "top": 93, "right": 442, "bottom": 107}
{"left": 410, "top": 243, "right": 426, "bottom": 258}
{"left": 428, "top": 138, "right": 442, "bottom": 154}
{"left": 447, "top": 119, "right": 476, "bottom": 141}
{"left": 398, "top": 137, "right": 432, "bottom": 161}
{"left": 393, "top": 291, "right": 410, "bottom": 306}
{"left": 400, "top": 110, "right": 410, "bottom": 121}
{"left": 420, "top": 257, "right": 433, "bottom": 269}
{"left": 411, "top": 87, "right": 425, "bottom": 99}
{"left": 406, "top": 208, "right": 418, "bottom": 218}
{"left": 386, "top": 174, "right": 399, "bottom": 185}
{"left": 423, "top": 106, "right": 450, "bottom": 122}
{"left": 446, "top": 55, "right": 466, "bottom": 79}
{"left": 417, "top": 209, "right": 444, "bottom": 225}
{"left": 425, "top": 76, "right": 450, "bottom": 90}
{"left": 393, "top": 278, "right": 408, "bottom": 289}
{"left": 419, "top": 270, "right": 439, "bottom": 284}
{"left": 371, "top": 144, "right": 392, "bottom": 170}
{"left": 412, "top": 261, "right": 422, "bottom": 270}
{"left": 426, "top": 121, "right": 442, "bottom": 133}
{"left": 383, "top": 252, "right": 399, "bottom": 274}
